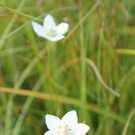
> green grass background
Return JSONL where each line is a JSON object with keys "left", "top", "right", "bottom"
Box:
{"left": 0, "top": 0, "right": 135, "bottom": 135}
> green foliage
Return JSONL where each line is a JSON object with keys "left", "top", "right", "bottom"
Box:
{"left": 0, "top": 0, "right": 135, "bottom": 135}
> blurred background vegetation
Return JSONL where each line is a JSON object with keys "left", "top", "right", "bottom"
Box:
{"left": 0, "top": 0, "right": 135, "bottom": 135}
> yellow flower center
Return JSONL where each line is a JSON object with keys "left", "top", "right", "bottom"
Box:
{"left": 44, "top": 25, "right": 56, "bottom": 37}
{"left": 57, "top": 124, "right": 72, "bottom": 135}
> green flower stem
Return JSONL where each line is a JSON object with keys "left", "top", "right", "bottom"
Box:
{"left": 79, "top": 11, "right": 87, "bottom": 120}
{"left": 47, "top": 41, "right": 51, "bottom": 74}
{"left": 46, "top": 41, "right": 54, "bottom": 113}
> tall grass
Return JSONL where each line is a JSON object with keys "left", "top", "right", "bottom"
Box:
{"left": 0, "top": 0, "right": 135, "bottom": 135}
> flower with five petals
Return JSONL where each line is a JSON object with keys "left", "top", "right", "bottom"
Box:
{"left": 32, "top": 14, "right": 69, "bottom": 42}
{"left": 44, "top": 110, "right": 90, "bottom": 135}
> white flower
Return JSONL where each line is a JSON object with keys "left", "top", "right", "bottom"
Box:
{"left": 44, "top": 110, "right": 90, "bottom": 135}
{"left": 32, "top": 14, "right": 69, "bottom": 42}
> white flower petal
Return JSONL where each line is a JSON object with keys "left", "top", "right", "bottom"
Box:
{"left": 56, "top": 23, "right": 69, "bottom": 35}
{"left": 46, "top": 35, "right": 65, "bottom": 42}
{"left": 44, "top": 14, "right": 56, "bottom": 28}
{"left": 72, "top": 123, "right": 90, "bottom": 135}
{"left": 45, "top": 114, "right": 61, "bottom": 131}
{"left": 44, "top": 131, "right": 56, "bottom": 135}
{"left": 61, "top": 110, "right": 78, "bottom": 126}
{"left": 32, "top": 22, "right": 45, "bottom": 38}
{"left": 70, "top": 133, "right": 82, "bottom": 135}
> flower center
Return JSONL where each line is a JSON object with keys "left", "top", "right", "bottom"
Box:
{"left": 57, "top": 124, "right": 72, "bottom": 135}
{"left": 44, "top": 25, "right": 56, "bottom": 37}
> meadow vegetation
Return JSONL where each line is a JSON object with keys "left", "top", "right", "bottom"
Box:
{"left": 0, "top": 0, "right": 135, "bottom": 135}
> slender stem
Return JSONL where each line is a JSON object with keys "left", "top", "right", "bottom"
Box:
{"left": 97, "top": 27, "right": 103, "bottom": 106}
{"left": 122, "top": 108, "right": 135, "bottom": 135}
{"left": 47, "top": 41, "right": 52, "bottom": 94}
{"left": 47, "top": 41, "right": 51, "bottom": 74}
{"left": 13, "top": 76, "right": 44, "bottom": 135}
{"left": 4, "top": 0, "right": 28, "bottom": 133}
{"left": 79, "top": 7, "right": 87, "bottom": 120}
{"left": 46, "top": 41, "right": 54, "bottom": 113}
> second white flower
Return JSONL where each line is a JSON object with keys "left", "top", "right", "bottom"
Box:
{"left": 44, "top": 110, "right": 90, "bottom": 135}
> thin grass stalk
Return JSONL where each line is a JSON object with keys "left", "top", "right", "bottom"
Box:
{"left": 0, "top": 0, "right": 27, "bottom": 49}
{"left": 4, "top": 1, "right": 28, "bottom": 133}
{"left": 79, "top": 8, "right": 87, "bottom": 121}
{"left": 13, "top": 75, "right": 45, "bottom": 135}
{"left": 0, "top": 87, "right": 134, "bottom": 129}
